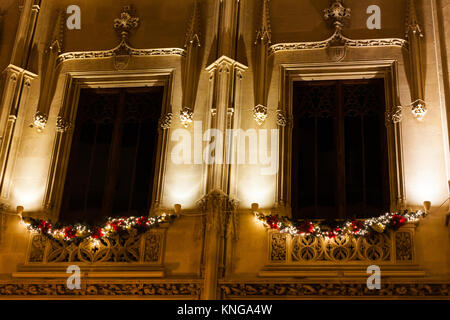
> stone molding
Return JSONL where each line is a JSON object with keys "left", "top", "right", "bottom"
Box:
{"left": 277, "top": 61, "right": 406, "bottom": 216}
{"left": 0, "top": 280, "right": 202, "bottom": 298}
{"left": 269, "top": 0, "right": 408, "bottom": 57}
{"left": 58, "top": 46, "right": 186, "bottom": 65}
{"left": 220, "top": 281, "right": 449, "bottom": 299}
{"left": 57, "top": 6, "right": 185, "bottom": 65}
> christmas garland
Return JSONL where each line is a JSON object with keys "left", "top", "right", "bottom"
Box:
{"left": 23, "top": 214, "right": 176, "bottom": 243}
{"left": 255, "top": 210, "right": 425, "bottom": 238}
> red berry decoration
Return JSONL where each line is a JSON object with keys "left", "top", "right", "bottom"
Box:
{"left": 390, "top": 214, "right": 406, "bottom": 230}
{"left": 297, "top": 220, "right": 314, "bottom": 234}
{"left": 266, "top": 215, "right": 279, "bottom": 229}
{"left": 136, "top": 216, "right": 148, "bottom": 226}
{"left": 91, "top": 227, "right": 104, "bottom": 239}
{"left": 38, "top": 220, "right": 52, "bottom": 234}
{"left": 64, "top": 226, "right": 77, "bottom": 239}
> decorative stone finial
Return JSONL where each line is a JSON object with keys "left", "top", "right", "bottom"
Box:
{"left": 114, "top": 5, "right": 140, "bottom": 41}
{"left": 323, "top": 0, "right": 351, "bottom": 32}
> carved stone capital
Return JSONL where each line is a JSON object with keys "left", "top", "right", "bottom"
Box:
{"left": 411, "top": 99, "right": 427, "bottom": 120}
{"left": 159, "top": 112, "right": 173, "bottom": 130}
{"left": 197, "top": 189, "right": 238, "bottom": 213}
{"left": 32, "top": 111, "right": 48, "bottom": 132}
{"left": 253, "top": 104, "right": 268, "bottom": 126}
{"left": 56, "top": 116, "right": 71, "bottom": 133}
{"left": 385, "top": 106, "right": 403, "bottom": 125}
{"left": 276, "top": 110, "right": 289, "bottom": 127}
{"left": 205, "top": 56, "right": 248, "bottom": 74}
{"left": 180, "top": 107, "right": 194, "bottom": 128}
{"left": 197, "top": 189, "right": 239, "bottom": 238}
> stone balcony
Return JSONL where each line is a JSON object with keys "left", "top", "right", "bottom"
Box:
{"left": 12, "top": 227, "right": 167, "bottom": 279}
{"left": 259, "top": 224, "right": 426, "bottom": 278}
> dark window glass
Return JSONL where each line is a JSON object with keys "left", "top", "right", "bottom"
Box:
{"left": 59, "top": 87, "right": 163, "bottom": 224}
{"left": 291, "top": 79, "right": 389, "bottom": 219}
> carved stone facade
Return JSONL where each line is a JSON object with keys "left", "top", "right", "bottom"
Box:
{"left": 0, "top": 0, "right": 449, "bottom": 300}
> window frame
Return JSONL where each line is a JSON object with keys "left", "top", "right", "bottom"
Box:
{"left": 43, "top": 70, "right": 174, "bottom": 222}
{"left": 276, "top": 61, "right": 405, "bottom": 218}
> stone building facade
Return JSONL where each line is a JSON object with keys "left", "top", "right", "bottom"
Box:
{"left": 0, "top": 0, "right": 449, "bottom": 299}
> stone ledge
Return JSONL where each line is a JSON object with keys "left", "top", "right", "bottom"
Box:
{"left": 258, "top": 265, "right": 426, "bottom": 279}
{"left": 219, "top": 281, "right": 450, "bottom": 299}
{"left": 12, "top": 271, "right": 165, "bottom": 278}
{"left": 0, "top": 279, "right": 202, "bottom": 298}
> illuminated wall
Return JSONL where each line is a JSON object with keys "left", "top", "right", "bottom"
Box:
{"left": 0, "top": 0, "right": 448, "bottom": 299}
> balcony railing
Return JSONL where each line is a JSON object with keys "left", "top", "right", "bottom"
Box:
{"left": 266, "top": 224, "right": 416, "bottom": 264}
{"left": 23, "top": 228, "right": 165, "bottom": 265}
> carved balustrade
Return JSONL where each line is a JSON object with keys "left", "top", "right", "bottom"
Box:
{"left": 24, "top": 228, "right": 165, "bottom": 266}
{"left": 267, "top": 226, "right": 415, "bottom": 265}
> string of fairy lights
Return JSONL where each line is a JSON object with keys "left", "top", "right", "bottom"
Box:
{"left": 254, "top": 210, "right": 426, "bottom": 239}
{"left": 22, "top": 208, "right": 426, "bottom": 243}
{"left": 23, "top": 214, "right": 176, "bottom": 243}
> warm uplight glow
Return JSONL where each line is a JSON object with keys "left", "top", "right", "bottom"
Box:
{"left": 165, "top": 167, "right": 201, "bottom": 208}
{"left": 239, "top": 168, "right": 275, "bottom": 208}
{"left": 11, "top": 137, "right": 51, "bottom": 211}
{"left": 407, "top": 169, "right": 445, "bottom": 207}
{"left": 13, "top": 185, "right": 44, "bottom": 210}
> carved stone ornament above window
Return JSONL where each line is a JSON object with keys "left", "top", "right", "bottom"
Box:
{"left": 268, "top": 0, "right": 408, "bottom": 56}
{"left": 113, "top": 5, "right": 139, "bottom": 40}
{"left": 57, "top": 6, "right": 186, "bottom": 65}
{"left": 323, "top": 0, "right": 351, "bottom": 31}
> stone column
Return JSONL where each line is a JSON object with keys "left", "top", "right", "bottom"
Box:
{"left": 199, "top": 0, "right": 245, "bottom": 300}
